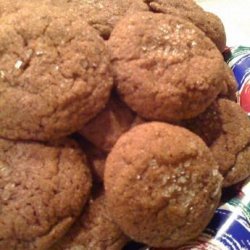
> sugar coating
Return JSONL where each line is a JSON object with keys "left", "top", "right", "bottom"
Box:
{"left": 0, "top": 6, "right": 113, "bottom": 141}
{"left": 105, "top": 122, "right": 223, "bottom": 248}
{"left": 0, "top": 138, "right": 92, "bottom": 249}
{"left": 144, "top": 0, "right": 226, "bottom": 52}
{"left": 108, "top": 12, "right": 225, "bottom": 122}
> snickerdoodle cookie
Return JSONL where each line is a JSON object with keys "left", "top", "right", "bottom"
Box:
{"left": 185, "top": 99, "right": 250, "bottom": 187}
{"left": 105, "top": 122, "right": 223, "bottom": 248}
{"left": 108, "top": 12, "right": 225, "bottom": 122}
{"left": 0, "top": 7, "right": 112, "bottom": 141}
{"left": 0, "top": 138, "right": 92, "bottom": 249}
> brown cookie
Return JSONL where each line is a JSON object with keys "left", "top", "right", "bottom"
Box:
{"left": 51, "top": 191, "right": 128, "bottom": 250}
{"left": 105, "top": 122, "right": 223, "bottom": 248}
{"left": 0, "top": 138, "right": 92, "bottom": 250}
{"left": 0, "top": 6, "right": 113, "bottom": 141}
{"left": 219, "top": 63, "right": 237, "bottom": 101}
{"left": 79, "top": 94, "right": 136, "bottom": 152}
{"left": 144, "top": 0, "right": 226, "bottom": 52}
{"left": 108, "top": 12, "right": 225, "bottom": 122}
{"left": 184, "top": 99, "right": 250, "bottom": 187}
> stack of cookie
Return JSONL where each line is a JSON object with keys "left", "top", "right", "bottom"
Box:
{"left": 0, "top": 0, "right": 249, "bottom": 249}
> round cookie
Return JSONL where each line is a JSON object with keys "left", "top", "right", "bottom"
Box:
{"left": 184, "top": 99, "right": 250, "bottom": 187}
{"left": 51, "top": 191, "right": 128, "bottom": 250}
{"left": 144, "top": 0, "right": 226, "bottom": 52}
{"left": 105, "top": 122, "right": 223, "bottom": 248}
{"left": 0, "top": 6, "right": 113, "bottom": 141}
{"left": 108, "top": 12, "right": 225, "bottom": 122}
{"left": 219, "top": 63, "right": 237, "bottom": 101}
{"left": 79, "top": 94, "right": 136, "bottom": 152}
{"left": 0, "top": 138, "right": 92, "bottom": 250}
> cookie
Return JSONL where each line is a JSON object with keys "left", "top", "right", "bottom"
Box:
{"left": 219, "top": 63, "right": 237, "bottom": 101}
{"left": 0, "top": 138, "right": 92, "bottom": 250}
{"left": 79, "top": 94, "right": 136, "bottom": 152}
{"left": 105, "top": 122, "right": 223, "bottom": 248}
{"left": 184, "top": 99, "right": 250, "bottom": 187}
{"left": 108, "top": 12, "right": 225, "bottom": 122}
{"left": 51, "top": 191, "right": 128, "bottom": 250}
{"left": 144, "top": 0, "right": 226, "bottom": 52}
{"left": 0, "top": 6, "right": 113, "bottom": 141}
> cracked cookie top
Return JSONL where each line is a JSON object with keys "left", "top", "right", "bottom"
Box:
{"left": 184, "top": 99, "right": 250, "bottom": 187}
{"left": 108, "top": 12, "right": 225, "bottom": 122}
{"left": 0, "top": 6, "right": 113, "bottom": 141}
{"left": 104, "top": 122, "right": 223, "bottom": 248}
{"left": 0, "top": 138, "right": 92, "bottom": 250}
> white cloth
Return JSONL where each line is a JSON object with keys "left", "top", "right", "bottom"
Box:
{"left": 196, "top": 0, "right": 250, "bottom": 47}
